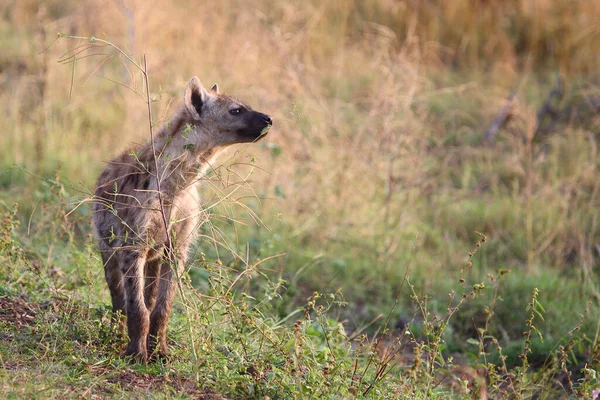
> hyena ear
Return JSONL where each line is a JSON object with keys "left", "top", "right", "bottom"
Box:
{"left": 211, "top": 83, "right": 219, "bottom": 94}
{"left": 184, "top": 76, "right": 210, "bottom": 120}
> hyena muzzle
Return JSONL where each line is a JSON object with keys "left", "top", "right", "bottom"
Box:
{"left": 93, "top": 77, "right": 272, "bottom": 362}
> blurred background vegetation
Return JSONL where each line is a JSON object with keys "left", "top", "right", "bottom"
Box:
{"left": 1, "top": 0, "right": 599, "bottom": 376}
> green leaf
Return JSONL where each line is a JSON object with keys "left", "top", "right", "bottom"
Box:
{"left": 275, "top": 185, "right": 285, "bottom": 199}
{"left": 533, "top": 308, "right": 545, "bottom": 321}
{"left": 532, "top": 326, "right": 544, "bottom": 342}
{"left": 534, "top": 299, "right": 546, "bottom": 313}
{"left": 267, "top": 142, "right": 282, "bottom": 158}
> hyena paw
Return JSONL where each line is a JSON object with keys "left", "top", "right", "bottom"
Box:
{"left": 123, "top": 343, "right": 148, "bottom": 364}
{"left": 147, "top": 339, "right": 169, "bottom": 363}
{"left": 148, "top": 350, "right": 169, "bottom": 364}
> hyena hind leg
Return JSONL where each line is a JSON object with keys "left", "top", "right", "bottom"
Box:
{"left": 144, "top": 258, "right": 161, "bottom": 311}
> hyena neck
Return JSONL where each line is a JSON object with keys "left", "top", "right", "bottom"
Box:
{"left": 148, "top": 108, "right": 223, "bottom": 197}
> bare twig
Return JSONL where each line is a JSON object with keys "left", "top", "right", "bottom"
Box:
{"left": 113, "top": 0, "right": 136, "bottom": 56}
{"left": 58, "top": 44, "right": 109, "bottom": 63}
{"left": 141, "top": 54, "right": 203, "bottom": 378}
{"left": 56, "top": 33, "right": 208, "bottom": 377}
{"left": 143, "top": 55, "right": 173, "bottom": 262}
{"left": 534, "top": 75, "right": 564, "bottom": 139}
{"left": 83, "top": 55, "right": 114, "bottom": 87}
{"left": 58, "top": 34, "right": 140, "bottom": 69}
{"left": 483, "top": 92, "right": 515, "bottom": 143}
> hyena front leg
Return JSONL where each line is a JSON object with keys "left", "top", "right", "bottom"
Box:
{"left": 147, "top": 252, "right": 183, "bottom": 359}
{"left": 119, "top": 248, "right": 150, "bottom": 363}
{"left": 100, "top": 244, "right": 124, "bottom": 316}
{"left": 101, "top": 246, "right": 127, "bottom": 338}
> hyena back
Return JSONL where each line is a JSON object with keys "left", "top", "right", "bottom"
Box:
{"left": 93, "top": 77, "right": 272, "bottom": 362}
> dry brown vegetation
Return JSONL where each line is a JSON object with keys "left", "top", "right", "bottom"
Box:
{"left": 1, "top": 0, "right": 600, "bottom": 398}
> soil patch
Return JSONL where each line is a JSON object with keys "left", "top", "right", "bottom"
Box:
{"left": 0, "top": 296, "right": 37, "bottom": 329}
{"left": 92, "top": 367, "right": 225, "bottom": 399}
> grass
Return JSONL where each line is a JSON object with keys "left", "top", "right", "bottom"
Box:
{"left": 1, "top": 197, "right": 597, "bottom": 398}
{"left": 1, "top": 0, "right": 600, "bottom": 398}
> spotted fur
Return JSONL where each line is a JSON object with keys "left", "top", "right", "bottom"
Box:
{"left": 93, "top": 77, "right": 272, "bottom": 362}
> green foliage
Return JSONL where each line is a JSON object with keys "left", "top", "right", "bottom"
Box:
{"left": 1, "top": 1, "right": 600, "bottom": 397}
{"left": 1, "top": 181, "right": 599, "bottom": 398}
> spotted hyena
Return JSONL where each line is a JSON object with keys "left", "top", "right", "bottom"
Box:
{"left": 93, "top": 77, "right": 272, "bottom": 362}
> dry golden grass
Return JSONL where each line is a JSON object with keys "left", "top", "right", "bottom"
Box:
{"left": 2, "top": 0, "right": 600, "bottom": 272}
{"left": 1, "top": 0, "right": 599, "bottom": 325}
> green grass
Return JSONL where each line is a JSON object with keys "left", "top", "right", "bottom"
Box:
{"left": 1, "top": 170, "right": 598, "bottom": 398}
{"left": 1, "top": 1, "right": 600, "bottom": 397}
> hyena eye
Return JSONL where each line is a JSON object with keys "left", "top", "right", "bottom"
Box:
{"left": 229, "top": 108, "right": 243, "bottom": 116}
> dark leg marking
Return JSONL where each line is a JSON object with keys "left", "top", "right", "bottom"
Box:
{"left": 144, "top": 258, "right": 161, "bottom": 311}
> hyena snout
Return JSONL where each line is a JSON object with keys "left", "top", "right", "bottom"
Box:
{"left": 237, "top": 111, "right": 273, "bottom": 142}
{"left": 261, "top": 113, "right": 273, "bottom": 126}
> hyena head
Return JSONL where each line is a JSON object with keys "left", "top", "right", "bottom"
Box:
{"left": 183, "top": 76, "right": 273, "bottom": 146}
